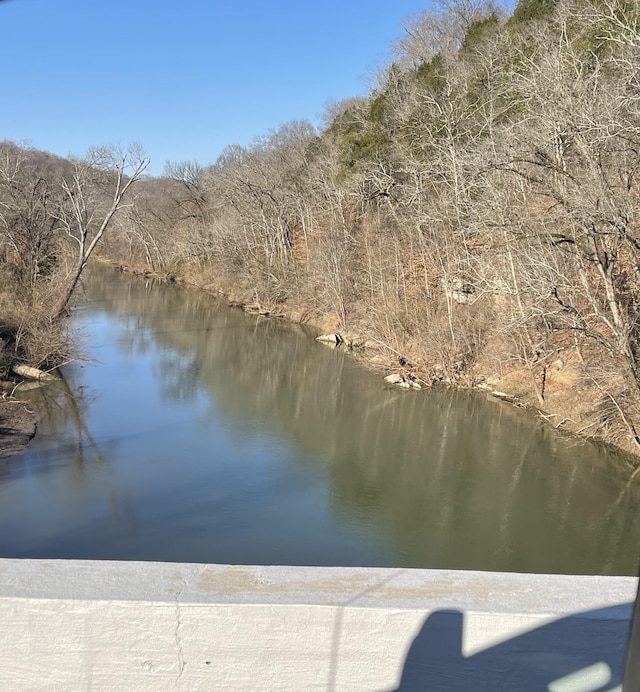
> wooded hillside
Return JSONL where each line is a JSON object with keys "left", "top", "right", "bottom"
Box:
{"left": 2, "top": 0, "right": 640, "bottom": 455}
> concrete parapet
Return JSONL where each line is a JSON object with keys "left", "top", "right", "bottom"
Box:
{"left": 0, "top": 559, "right": 635, "bottom": 690}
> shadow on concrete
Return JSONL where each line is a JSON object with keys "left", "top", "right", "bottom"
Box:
{"left": 395, "top": 604, "right": 631, "bottom": 691}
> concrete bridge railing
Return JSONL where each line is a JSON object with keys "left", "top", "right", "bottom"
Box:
{"left": 0, "top": 558, "right": 635, "bottom": 690}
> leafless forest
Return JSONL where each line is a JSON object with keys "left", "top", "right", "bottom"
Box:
{"left": 2, "top": 0, "right": 640, "bottom": 455}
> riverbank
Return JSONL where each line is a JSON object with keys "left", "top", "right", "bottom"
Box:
{"left": 106, "top": 259, "right": 639, "bottom": 465}
{"left": 0, "top": 345, "right": 66, "bottom": 459}
{"left": 0, "top": 397, "right": 37, "bottom": 458}
{"left": 0, "top": 271, "right": 71, "bottom": 457}
{"left": 1, "top": 257, "right": 627, "bottom": 464}
{"left": 2, "top": 264, "right": 638, "bottom": 573}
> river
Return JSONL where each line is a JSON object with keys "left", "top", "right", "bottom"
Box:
{"left": 1, "top": 268, "right": 639, "bottom": 575}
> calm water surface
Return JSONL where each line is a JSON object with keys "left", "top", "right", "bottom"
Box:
{"left": 2, "top": 269, "right": 640, "bottom": 574}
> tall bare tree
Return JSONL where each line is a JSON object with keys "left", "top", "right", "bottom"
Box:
{"left": 54, "top": 146, "right": 148, "bottom": 317}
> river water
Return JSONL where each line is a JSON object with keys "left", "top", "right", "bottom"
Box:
{"left": 1, "top": 268, "right": 639, "bottom": 575}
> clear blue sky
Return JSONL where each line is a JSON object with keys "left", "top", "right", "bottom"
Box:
{"left": 1, "top": 0, "right": 431, "bottom": 174}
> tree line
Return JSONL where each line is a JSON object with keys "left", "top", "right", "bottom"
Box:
{"left": 2, "top": 0, "right": 640, "bottom": 455}
{"left": 0, "top": 143, "right": 147, "bottom": 371}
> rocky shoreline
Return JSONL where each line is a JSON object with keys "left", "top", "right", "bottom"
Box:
{"left": 2, "top": 260, "right": 635, "bottom": 464}
{"left": 109, "top": 261, "right": 639, "bottom": 464}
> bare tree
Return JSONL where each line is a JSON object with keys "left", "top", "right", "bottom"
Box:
{"left": 477, "top": 3, "right": 640, "bottom": 445}
{"left": 393, "top": 0, "right": 504, "bottom": 67}
{"left": 54, "top": 146, "right": 149, "bottom": 317}
{"left": 0, "top": 143, "right": 63, "bottom": 293}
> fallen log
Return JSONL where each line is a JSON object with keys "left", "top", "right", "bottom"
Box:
{"left": 12, "top": 364, "right": 59, "bottom": 382}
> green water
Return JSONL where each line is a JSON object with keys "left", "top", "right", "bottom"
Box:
{"left": 1, "top": 268, "right": 639, "bottom": 574}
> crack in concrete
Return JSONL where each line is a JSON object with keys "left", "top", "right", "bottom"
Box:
{"left": 174, "top": 582, "right": 186, "bottom": 687}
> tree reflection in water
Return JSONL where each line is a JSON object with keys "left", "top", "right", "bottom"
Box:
{"left": 1, "top": 266, "right": 639, "bottom": 574}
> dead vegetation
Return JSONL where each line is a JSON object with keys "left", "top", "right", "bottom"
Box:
{"left": 4, "top": 0, "right": 640, "bottom": 457}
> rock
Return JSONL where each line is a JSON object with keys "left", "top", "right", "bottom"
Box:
{"left": 452, "top": 290, "right": 473, "bottom": 304}
{"left": 316, "top": 333, "right": 342, "bottom": 345}
{"left": 553, "top": 359, "right": 564, "bottom": 371}
{"left": 491, "top": 390, "right": 511, "bottom": 399}
{"left": 340, "top": 333, "right": 364, "bottom": 348}
{"left": 445, "top": 277, "right": 475, "bottom": 304}
{"left": 384, "top": 373, "right": 422, "bottom": 390}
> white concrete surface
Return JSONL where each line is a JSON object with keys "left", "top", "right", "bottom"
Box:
{"left": 0, "top": 559, "right": 635, "bottom": 691}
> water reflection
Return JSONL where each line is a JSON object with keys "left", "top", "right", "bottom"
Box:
{"left": 2, "top": 268, "right": 640, "bottom": 574}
